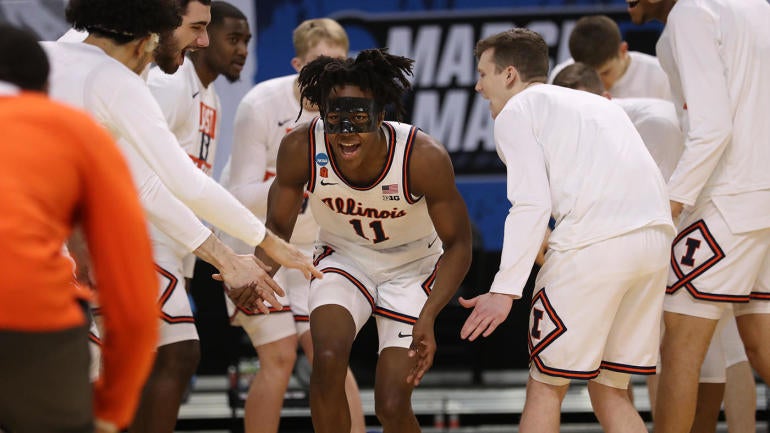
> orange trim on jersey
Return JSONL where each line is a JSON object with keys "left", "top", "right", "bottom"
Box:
{"left": 600, "top": 360, "right": 656, "bottom": 375}
{"left": 374, "top": 306, "right": 418, "bottom": 325}
{"left": 313, "top": 246, "right": 334, "bottom": 267}
{"left": 325, "top": 122, "right": 396, "bottom": 191}
{"left": 750, "top": 291, "right": 770, "bottom": 300}
{"left": 531, "top": 356, "right": 600, "bottom": 380}
{"left": 294, "top": 314, "right": 310, "bottom": 322}
{"left": 401, "top": 126, "right": 422, "bottom": 204}
{"left": 307, "top": 117, "right": 320, "bottom": 194}
{"left": 420, "top": 256, "right": 441, "bottom": 296}
{"left": 155, "top": 264, "right": 195, "bottom": 324}
{"left": 322, "top": 267, "right": 375, "bottom": 310}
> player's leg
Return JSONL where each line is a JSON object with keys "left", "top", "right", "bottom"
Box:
{"left": 307, "top": 256, "right": 373, "bottom": 433}
{"left": 655, "top": 312, "right": 717, "bottom": 433}
{"left": 130, "top": 259, "right": 199, "bottom": 433}
{"left": 519, "top": 377, "right": 569, "bottom": 433}
{"left": 233, "top": 310, "right": 297, "bottom": 433}
{"left": 724, "top": 361, "right": 755, "bottom": 433}
{"left": 374, "top": 346, "right": 419, "bottom": 433}
{"left": 691, "top": 313, "right": 728, "bottom": 433}
{"left": 735, "top": 313, "right": 770, "bottom": 384}
{"left": 299, "top": 329, "right": 366, "bottom": 433}
{"left": 595, "top": 229, "right": 671, "bottom": 433}
{"left": 588, "top": 377, "right": 647, "bottom": 433}
{"left": 310, "top": 304, "right": 358, "bottom": 433}
{"left": 656, "top": 204, "right": 769, "bottom": 433}
{"left": 129, "top": 339, "right": 200, "bottom": 433}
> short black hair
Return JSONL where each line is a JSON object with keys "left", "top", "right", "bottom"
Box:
{"left": 178, "top": 0, "right": 212, "bottom": 13}
{"left": 0, "top": 24, "right": 49, "bottom": 91}
{"left": 66, "top": 0, "right": 181, "bottom": 44}
{"left": 210, "top": 1, "right": 246, "bottom": 28}
{"left": 298, "top": 48, "right": 413, "bottom": 120}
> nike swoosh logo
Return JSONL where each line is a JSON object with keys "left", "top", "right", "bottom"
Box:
{"left": 192, "top": 91, "right": 200, "bottom": 98}
{"left": 398, "top": 332, "right": 412, "bottom": 338}
{"left": 320, "top": 180, "right": 337, "bottom": 186}
{"left": 277, "top": 118, "right": 293, "bottom": 127}
{"left": 428, "top": 235, "right": 439, "bottom": 249}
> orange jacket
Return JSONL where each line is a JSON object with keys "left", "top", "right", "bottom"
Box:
{"left": 0, "top": 92, "right": 158, "bottom": 428}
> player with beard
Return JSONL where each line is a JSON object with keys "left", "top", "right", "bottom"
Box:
{"left": 142, "top": 4, "right": 250, "bottom": 428}
{"left": 42, "top": 1, "right": 322, "bottom": 432}
{"left": 152, "top": 0, "right": 210, "bottom": 74}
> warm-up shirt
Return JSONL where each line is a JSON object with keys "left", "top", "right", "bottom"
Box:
{"left": 657, "top": 0, "right": 770, "bottom": 233}
{"left": 490, "top": 85, "right": 674, "bottom": 298}
{"left": 0, "top": 87, "right": 158, "bottom": 428}
{"left": 221, "top": 74, "right": 319, "bottom": 250}
{"left": 549, "top": 51, "right": 672, "bottom": 101}
{"left": 42, "top": 41, "right": 267, "bottom": 251}
{"left": 614, "top": 97, "right": 684, "bottom": 182}
{"left": 147, "top": 60, "right": 221, "bottom": 265}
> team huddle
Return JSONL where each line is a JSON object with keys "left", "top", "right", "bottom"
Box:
{"left": 0, "top": 0, "right": 768, "bottom": 432}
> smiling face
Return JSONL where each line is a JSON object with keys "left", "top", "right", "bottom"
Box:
{"left": 323, "top": 85, "right": 385, "bottom": 173}
{"left": 154, "top": 0, "right": 211, "bottom": 73}
{"left": 204, "top": 16, "right": 250, "bottom": 82}
{"left": 475, "top": 48, "right": 514, "bottom": 119}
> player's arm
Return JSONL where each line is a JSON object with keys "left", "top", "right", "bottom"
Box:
{"left": 460, "top": 108, "right": 551, "bottom": 341}
{"left": 76, "top": 115, "right": 158, "bottom": 430}
{"left": 255, "top": 124, "right": 313, "bottom": 274}
{"left": 107, "top": 79, "right": 319, "bottom": 279}
{"left": 226, "top": 98, "right": 273, "bottom": 217}
{"left": 405, "top": 130, "right": 473, "bottom": 385}
{"left": 664, "top": 6, "right": 732, "bottom": 213}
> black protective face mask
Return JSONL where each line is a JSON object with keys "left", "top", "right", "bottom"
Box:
{"left": 323, "top": 97, "right": 380, "bottom": 134}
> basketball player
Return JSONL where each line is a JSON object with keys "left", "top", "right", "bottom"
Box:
{"left": 0, "top": 24, "right": 157, "bottom": 433}
{"left": 257, "top": 49, "right": 473, "bottom": 433}
{"left": 626, "top": 1, "right": 770, "bottom": 432}
{"left": 553, "top": 62, "right": 756, "bottom": 433}
{"left": 462, "top": 29, "right": 674, "bottom": 433}
{"left": 219, "top": 18, "right": 365, "bottom": 433}
{"left": 548, "top": 15, "right": 671, "bottom": 101}
{"left": 137, "top": 1, "right": 253, "bottom": 431}
{"left": 42, "top": 1, "right": 321, "bottom": 432}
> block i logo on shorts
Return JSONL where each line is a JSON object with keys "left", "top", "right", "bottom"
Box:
{"left": 667, "top": 219, "right": 726, "bottom": 298}
{"left": 528, "top": 289, "right": 566, "bottom": 359}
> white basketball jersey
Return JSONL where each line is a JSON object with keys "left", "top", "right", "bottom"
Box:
{"left": 307, "top": 119, "right": 437, "bottom": 259}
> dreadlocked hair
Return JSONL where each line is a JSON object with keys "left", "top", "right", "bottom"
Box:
{"left": 297, "top": 48, "right": 414, "bottom": 120}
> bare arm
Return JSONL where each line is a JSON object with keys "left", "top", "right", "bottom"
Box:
{"left": 406, "top": 131, "right": 473, "bottom": 385}
{"left": 255, "top": 125, "right": 317, "bottom": 279}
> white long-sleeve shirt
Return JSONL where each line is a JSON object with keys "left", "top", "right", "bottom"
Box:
{"left": 490, "top": 85, "right": 674, "bottom": 298}
{"left": 657, "top": 0, "right": 770, "bottom": 233}
{"left": 549, "top": 51, "right": 671, "bottom": 101}
{"left": 614, "top": 97, "right": 684, "bottom": 182}
{"left": 221, "top": 74, "right": 319, "bottom": 249}
{"left": 43, "top": 41, "right": 266, "bottom": 252}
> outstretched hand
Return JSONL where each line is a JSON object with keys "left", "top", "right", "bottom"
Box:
{"left": 459, "top": 293, "right": 514, "bottom": 341}
{"left": 214, "top": 255, "right": 285, "bottom": 312}
{"left": 260, "top": 231, "right": 323, "bottom": 280}
{"left": 406, "top": 317, "right": 436, "bottom": 386}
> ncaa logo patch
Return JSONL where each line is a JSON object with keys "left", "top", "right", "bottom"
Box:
{"left": 667, "top": 219, "right": 726, "bottom": 299}
{"left": 316, "top": 153, "right": 329, "bottom": 166}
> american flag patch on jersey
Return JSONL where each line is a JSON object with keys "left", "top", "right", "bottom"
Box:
{"left": 382, "top": 184, "right": 398, "bottom": 194}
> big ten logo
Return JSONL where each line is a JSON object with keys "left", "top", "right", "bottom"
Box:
{"left": 383, "top": 19, "right": 575, "bottom": 158}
